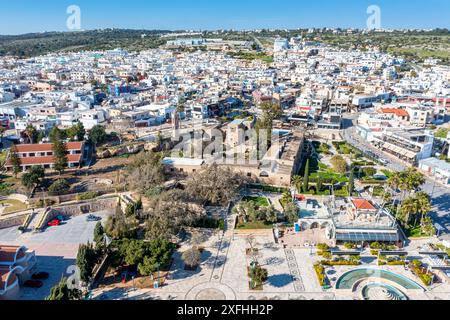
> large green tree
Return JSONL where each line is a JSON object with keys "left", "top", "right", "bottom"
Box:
{"left": 185, "top": 164, "right": 244, "bottom": 206}
{"left": 24, "top": 124, "right": 37, "bottom": 144}
{"left": 52, "top": 140, "right": 68, "bottom": 175}
{"left": 66, "top": 122, "right": 86, "bottom": 142}
{"left": 76, "top": 242, "right": 98, "bottom": 282}
{"left": 21, "top": 166, "right": 45, "bottom": 190}
{"left": 49, "top": 126, "right": 66, "bottom": 144}
{"left": 46, "top": 278, "right": 82, "bottom": 301}
{"left": 9, "top": 145, "right": 22, "bottom": 178}
{"left": 89, "top": 125, "right": 107, "bottom": 147}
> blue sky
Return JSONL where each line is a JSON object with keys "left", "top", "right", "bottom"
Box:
{"left": 0, "top": 0, "right": 449, "bottom": 34}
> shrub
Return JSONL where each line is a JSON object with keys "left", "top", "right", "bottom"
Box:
{"left": 370, "top": 242, "right": 381, "bottom": 249}
{"left": 77, "top": 191, "right": 98, "bottom": 201}
{"left": 321, "top": 259, "right": 361, "bottom": 266}
{"left": 317, "top": 243, "right": 330, "bottom": 251}
{"left": 322, "top": 251, "right": 332, "bottom": 260}
{"left": 36, "top": 199, "right": 56, "bottom": 208}
{"left": 363, "top": 167, "right": 377, "bottom": 177}
{"left": 48, "top": 179, "right": 70, "bottom": 196}
{"left": 313, "top": 263, "right": 329, "bottom": 287}
{"left": 344, "top": 243, "right": 356, "bottom": 249}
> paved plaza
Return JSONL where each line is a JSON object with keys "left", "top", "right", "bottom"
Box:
{"left": 0, "top": 210, "right": 113, "bottom": 300}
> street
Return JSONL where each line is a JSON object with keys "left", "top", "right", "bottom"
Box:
{"left": 343, "top": 115, "right": 450, "bottom": 240}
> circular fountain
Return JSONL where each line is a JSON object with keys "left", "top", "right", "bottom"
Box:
{"left": 362, "top": 283, "right": 408, "bottom": 300}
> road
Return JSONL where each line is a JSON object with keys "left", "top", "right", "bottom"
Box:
{"left": 342, "top": 115, "right": 450, "bottom": 241}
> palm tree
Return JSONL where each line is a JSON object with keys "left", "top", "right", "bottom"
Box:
{"left": 387, "top": 175, "right": 401, "bottom": 191}
{"left": 399, "top": 191, "right": 431, "bottom": 228}
{"left": 281, "top": 191, "right": 293, "bottom": 207}
{"left": 405, "top": 169, "right": 425, "bottom": 193}
{"left": 415, "top": 192, "right": 431, "bottom": 227}
{"left": 292, "top": 175, "right": 302, "bottom": 197}
{"left": 399, "top": 197, "right": 417, "bottom": 227}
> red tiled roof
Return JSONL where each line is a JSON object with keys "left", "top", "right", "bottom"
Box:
{"left": 378, "top": 108, "right": 409, "bottom": 117}
{"left": 14, "top": 142, "right": 83, "bottom": 153}
{"left": 351, "top": 199, "right": 376, "bottom": 210}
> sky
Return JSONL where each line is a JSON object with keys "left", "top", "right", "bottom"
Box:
{"left": 0, "top": 0, "right": 449, "bottom": 35}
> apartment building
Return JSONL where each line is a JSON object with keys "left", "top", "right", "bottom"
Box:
{"left": 372, "top": 128, "right": 434, "bottom": 164}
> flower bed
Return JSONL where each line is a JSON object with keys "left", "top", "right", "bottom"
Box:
{"left": 410, "top": 260, "right": 433, "bottom": 286}
{"left": 320, "top": 259, "right": 361, "bottom": 266}
{"left": 313, "top": 263, "right": 330, "bottom": 288}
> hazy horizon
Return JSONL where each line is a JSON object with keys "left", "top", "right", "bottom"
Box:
{"left": 0, "top": 0, "right": 449, "bottom": 35}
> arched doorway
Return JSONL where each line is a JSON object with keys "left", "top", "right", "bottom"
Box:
{"left": 310, "top": 222, "right": 320, "bottom": 229}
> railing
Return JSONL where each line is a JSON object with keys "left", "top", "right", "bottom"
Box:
{"left": 18, "top": 211, "right": 35, "bottom": 232}
{"left": 35, "top": 207, "right": 52, "bottom": 232}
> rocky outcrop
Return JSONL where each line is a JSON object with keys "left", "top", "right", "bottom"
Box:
{"left": 96, "top": 143, "right": 146, "bottom": 159}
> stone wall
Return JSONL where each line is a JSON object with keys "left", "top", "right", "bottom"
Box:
{"left": 0, "top": 214, "right": 28, "bottom": 230}
{"left": 41, "top": 197, "right": 119, "bottom": 229}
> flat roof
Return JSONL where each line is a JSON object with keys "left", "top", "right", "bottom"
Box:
{"left": 162, "top": 157, "right": 205, "bottom": 167}
{"left": 420, "top": 157, "right": 450, "bottom": 172}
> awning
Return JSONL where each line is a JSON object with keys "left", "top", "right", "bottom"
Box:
{"left": 335, "top": 231, "right": 399, "bottom": 242}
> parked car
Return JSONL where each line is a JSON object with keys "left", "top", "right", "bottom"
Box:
{"left": 24, "top": 280, "right": 43, "bottom": 288}
{"left": 86, "top": 214, "right": 101, "bottom": 222}
{"left": 47, "top": 219, "right": 61, "bottom": 227}
{"left": 32, "top": 272, "right": 49, "bottom": 280}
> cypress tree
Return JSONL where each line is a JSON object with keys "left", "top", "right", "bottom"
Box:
{"left": 348, "top": 170, "right": 355, "bottom": 196}
{"left": 303, "top": 158, "right": 310, "bottom": 193}
{"left": 53, "top": 140, "right": 68, "bottom": 175}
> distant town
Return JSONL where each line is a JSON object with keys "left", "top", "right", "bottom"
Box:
{"left": 0, "top": 27, "right": 449, "bottom": 301}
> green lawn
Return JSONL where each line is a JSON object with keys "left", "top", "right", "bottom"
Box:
{"left": 405, "top": 226, "right": 427, "bottom": 238}
{"left": 242, "top": 196, "right": 270, "bottom": 207}
{"left": 227, "top": 51, "right": 274, "bottom": 64}
{"left": 435, "top": 128, "right": 450, "bottom": 139}
{"left": 310, "top": 171, "right": 349, "bottom": 184}
{"left": 236, "top": 221, "right": 273, "bottom": 230}
{"left": 0, "top": 199, "right": 28, "bottom": 214}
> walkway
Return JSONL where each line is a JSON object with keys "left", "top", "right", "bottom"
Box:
{"left": 284, "top": 248, "right": 305, "bottom": 292}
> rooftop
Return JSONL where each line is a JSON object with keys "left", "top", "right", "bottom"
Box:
{"left": 13, "top": 142, "right": 84, "bottom": 153}
{"left": 162, "top": 157, "right": 205, "bottom": 167}
{"left": 420, "top": 157, "right": 450, "bottom": 172}
{"left": 351, "top": 198, "right": 376, "bottom": 211}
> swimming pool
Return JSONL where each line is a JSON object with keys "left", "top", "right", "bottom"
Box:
{"left": 336, "top": 268, "right": 423, "bottom": 290}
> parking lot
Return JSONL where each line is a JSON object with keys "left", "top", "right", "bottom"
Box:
{"left": 0, "top": 210, "right": 113, "bottom": 300}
